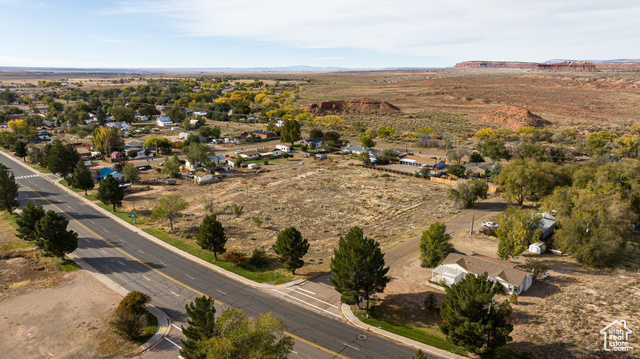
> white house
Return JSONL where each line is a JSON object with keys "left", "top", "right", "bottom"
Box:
{"left": 431, "top": 253, "right": 533, "bottom": 295}
{"left": 106, "top": 122, "right": 131, "bottom": 131}
{"left": 156, "top": 116, "right": 173, "bottom": 127}
{"left": 193, "top": 111, "right": 207, "bottom": 117}
{"left": 197, "top": 174, "right": 218, "bottom": 184}
{"left": 135, "top": 115, "right": 149, "bottom": 122}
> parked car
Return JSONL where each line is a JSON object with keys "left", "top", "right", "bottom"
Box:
{"left": 482, "top": 221, "right": 499, "bottom": 228}
{"left": 185, "top": 172, "right": 194, "bottom": 179}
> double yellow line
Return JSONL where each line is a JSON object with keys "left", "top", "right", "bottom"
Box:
{"left": 25, "top": 184, "right": 349, "bottom": 359}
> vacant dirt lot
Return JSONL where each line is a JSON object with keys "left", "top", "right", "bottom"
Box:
{"left": 125, "top": 158, "right": 455, "bottom": 275}
{"left": 0, "top": 215, "right": 133, "bottom": 359}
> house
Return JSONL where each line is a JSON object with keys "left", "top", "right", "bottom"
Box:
{"left": 123, "top": 140, "right": 145, "bottom": 152}
{"left": 301, "top": 138, "right": 323, "bottom": 149}
{"left": 463, "top": 162, "right": 495, "bottom": 177}
{"left": 239, "top": 151, "right": 261, "bottom": 160}
{"left": 179, "top": 132, "right": 193, "bottom": 140}
{"left": 274, "top": 119, "right": 284, "bottom": 127}
{"left": 252, "top": 129, "right": 277, "bottom": 139}
{"left": 156, "top": 116, "right": 173, "bottom": 127}
{"left": 97, "top": 168, "right": 124, "bottom": 182}
{"left": 189, "top": 119, "right": 203, "bottom": 129}
{"left": 185, "top": 154, "right": 227, "bottom": 170}
{"left": 431, "top": 253, "right": 534, "bottom": 295}
{"left": 106, "top": 122, "right": 131, "bottom": 131}
{"left": 342, "top": 144, "right": 379, "bottom": 163}
{"left": 259, "top": 148, "right": 282, "bottom": 159}
{"left": 193, "top": 111, "right": 207, "bottom": 117}
{"left": 276, "top": 144, "right": 291, "bottom": 152}
{"left": 135, "top": 115, "right": 149, "bottom": 122}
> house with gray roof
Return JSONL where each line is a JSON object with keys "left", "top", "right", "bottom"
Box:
{"left": 431, "top": 253, "right": 533, "bottom": 295}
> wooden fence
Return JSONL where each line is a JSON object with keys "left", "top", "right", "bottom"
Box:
{"left": 361, "top": 164, "right": 497, "bottom": 192}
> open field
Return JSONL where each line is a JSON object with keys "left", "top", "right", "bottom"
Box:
{"left": 299, "top": 69, "right": 640, "bottom": 134}
{"left": 121, "top": 158, "right": 455, "bottom": 276}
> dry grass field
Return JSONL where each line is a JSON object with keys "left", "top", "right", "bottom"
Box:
{"left": 124, "top": 158, "right": 455, "bottom": 275}
{"left": 299, "top": 69, "right": 640, "bottom": 135}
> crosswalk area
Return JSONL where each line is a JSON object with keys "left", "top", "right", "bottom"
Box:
{"left": 14, "top": 174, "right": 40, "bottom": 180}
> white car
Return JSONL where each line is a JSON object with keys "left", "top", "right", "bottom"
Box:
{"left": 482, "top": 221, "right": 499, "bottom": 228}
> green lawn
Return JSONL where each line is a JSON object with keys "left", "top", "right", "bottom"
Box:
{"left": 353, "top": 305, "right": 468, "bottom": 357}
{"left": 135, "top": 313, "right": 159, "bottom": 345}
{"left": 0, "top": 241, "right": 34, "bottom": 250}
{"left": 144, "top": 228, "right": 292, "bottom": 284}
{"left": 97, "top": 205, "right": 147, "bottom": 225}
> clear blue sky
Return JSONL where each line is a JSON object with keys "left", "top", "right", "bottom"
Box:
{"left": 1, "top": 0, "right": 638, "bottom": 69}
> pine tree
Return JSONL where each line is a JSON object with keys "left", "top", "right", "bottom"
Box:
{"left": 419, "top": 221, "right": 452, "bottom": 267}
{"left": 439, "top": 273, "right": 513, "bottom": 356}
{"left": 272, "top": 226, "right": 309, "bottom": 274}
{"left": 195, "top": 214, "right": 227, "bottom": 260}
{"left": 35, "top": 210, "right": 78, "bottom": 260}
{"left": 330, "top": 226, "right": 390, "bottom": 315}
{"left": 16, "top": 200, "right": 45, "bottom": 241}
{"left": 0, "top": 165, "right": 19, "bottom": 214}
{"left": 43, "top": 141, "right": 79, "bottom": 180}
{"left": 14, "top": 140, "right": 28, "bottom": 161}
{"left": 180, "top": 296, "right": 217, "bottom": 359}
{"left": 72, "top": 160, "right": 94, "bottom": 195}
{"left": 97, "top": 174, "right": 124, "bottom": 212}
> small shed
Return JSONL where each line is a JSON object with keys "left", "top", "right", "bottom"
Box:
{"left": 528, "top": 242, "right": 547, "bottom": 255}
{"left": 247, "top": 163, "right": 258, "bottom": 170}
{"left": 197, "top": 174, "right": 218, "bottom": 185}
{"left": 110, "top": 152, "right": 123, "bottom": 160}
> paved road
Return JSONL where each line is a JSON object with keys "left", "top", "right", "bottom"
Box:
{"left": 0, "top": 153, "right": 428, "bottom": 359}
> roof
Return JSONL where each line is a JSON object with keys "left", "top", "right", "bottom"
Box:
{"left": 441, "top": 253, "right": 530, "bottom": 286}
{"left": 303, "top": 138, "right": 323, "bottom": 144}
{"left": 400, "top": 155, "right": 433, "bottom": 165}
{"left": 99, "top": 168, "right": 123, "bottom": 177}
{"left": 539, "top": 212, "right": 557, "bottom": 232}
{"left": 242, "top": 150, "right": 261, "bottom": 156}
{"left": 253, "top": 129, "right": 275, "bottom": 135}
{"left": 156, "top": 116, "right": 172, "bottom": 123}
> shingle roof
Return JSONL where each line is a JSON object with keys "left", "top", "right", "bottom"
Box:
{"left": 442, "top": 253, "right": 530, "bottom": 286}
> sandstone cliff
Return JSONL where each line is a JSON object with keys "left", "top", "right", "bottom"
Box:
{"left": 481, "top": 106, "right": 551, "bottom": 130}
{"left": 535, "top": 61, "right": 599, "bottom": 72}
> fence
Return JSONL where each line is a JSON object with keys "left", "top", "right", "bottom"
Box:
{"left": 361, "top": 164, "right": 497, "bottom": 192}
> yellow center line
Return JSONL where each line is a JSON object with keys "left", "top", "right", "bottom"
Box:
{"left": 25, "top": 185, "right": 349, "bottom": 359}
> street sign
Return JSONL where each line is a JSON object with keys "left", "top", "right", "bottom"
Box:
{"left": 130, "top": 213, "right": 136, "bottom": 218}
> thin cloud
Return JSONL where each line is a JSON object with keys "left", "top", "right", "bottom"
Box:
{"left": 109, "top": 0, "right": 640, "bottom": 61}
{"left": 0, "top": 55, "right": 162, "bottom": 69}
{"left": 102, "top": 39, "right": 134, "bottom": 44}
{"left": 312, "top": 57, "right": 344, "bottom": 61}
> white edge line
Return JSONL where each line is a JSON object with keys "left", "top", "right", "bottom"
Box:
{"left": 185, "top": 274, "right": 195, "bottom": 280}
{"left": 288, "top": 288, "right": 339, "bottom": 308}
{"left": 217, "top": 289, "right": 227, "bottom": 295}
{"left": 295, "top": 287, "right": 316, "bottom": 295}
{"left": 272, "top": 289, "right": 341, "bottom": 318}
{"left": 171, "top": 323, "right": 183, "bottom": 332}
{"left": 170, "top": 291, "right": 180, "bottom": 297}
{"left": 164, "top": 337, "right": 182, "bottom": 349}
{"left": 343, "top": 343, "right": 361, "bottom": 351}
{"left": 142, "top": 275, "right": 151, "bottom": 281}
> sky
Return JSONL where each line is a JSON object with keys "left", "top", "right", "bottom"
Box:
{"left": 1, "top": 0, "right": 639, "bottom": 69}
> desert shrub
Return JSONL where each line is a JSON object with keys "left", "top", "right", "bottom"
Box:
{"left": 223, "top": 249, "right": 248, "bottom": 267}
{"left": 524, "top": 257, "right": 548, "bottom": 280}
{"left": 111, "top": 310, "right": 147, "bottom": 340}
{"left": 248, "top": 248, "right": 270, "bottom": 269}
{"left": 251, "top": 217, "right": 263, "bottom": 227}
{"left": 231, "top": 204, "right": 244, "bottom": 218}
{"left": 263, "top": 160, "right": 269, "bottom": 165}
{"left": 117, "top": 291, "right": 151, "bottom": 316}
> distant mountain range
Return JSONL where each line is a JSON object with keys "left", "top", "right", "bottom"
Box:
{"left": 544, "top": 59, "right": 640, "bottom": 64}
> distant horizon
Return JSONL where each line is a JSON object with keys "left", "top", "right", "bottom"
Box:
{"left": 2, "top": 1, "right": 638, "bottom": 69}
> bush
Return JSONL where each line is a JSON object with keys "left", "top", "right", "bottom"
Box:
{"left": 223, "top": 249, "right": 248, "bottom": 267}
{"left": 469, "top": 151, "right": 485, "bottom": 163}
{"left": 251, "top": 217, "right": 263, "bottom": 227}
{"left": 424, "top": 293, "right": 438, "bottom": 313}
{"left": 524, "top": 257, "right": 548, "bottom": 280}
{"left": 231, "top": 204, "right": 244, "bottom": 218}
{"left": 117, "top": 291, "right": 151, "bottom": 316}
{"left": 447, "top": 164, "right": 466, "bottom": 178}
{"left": 263, "top": 160, "right": 269, "bottom": 165}
{"left": 248, "top": 248, "right": 270, "bottom": 269}
{"left": 509, "top": 292, "right": 518, "bottom": 304}
{"left": 110, "top": 310, "right": 148, "bottom": 340}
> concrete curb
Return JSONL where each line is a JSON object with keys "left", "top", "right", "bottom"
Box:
{"left": 341, "top": 304, "right": 467, "bottom": 359}
{"left": 68, "top": 253, "right": 171, "bottom": 353}
{"left": 1, "top": 151, "right": 302, "bottom": 290}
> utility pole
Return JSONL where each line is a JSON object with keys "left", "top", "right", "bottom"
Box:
{"left": 470, "top": 214, "right": 474, "bottom": 234}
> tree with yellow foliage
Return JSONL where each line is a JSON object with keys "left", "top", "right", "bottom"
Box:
{"left": 475, "top": 127, "right": 499, "bottom": 139}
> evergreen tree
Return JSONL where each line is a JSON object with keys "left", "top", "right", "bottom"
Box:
{"left": 439, "top": 273, "right": 513, "bottom": 356}
{"left": 72, "top": 160, "right": 94, "bottom": 195}
{"left": 14, "top": 140, "right": 28, "bottom": 161}
{"left": 97, "top": 174, "right": 125, "bottom": 212}
{"left": 411, "top": 349, "right": 428, "bottom": 359}
{"left": 43, "top": 141, "right": 80, "bottom": 180}
{"left": 180, "top": 296, "right": 217, "bottom": 359}
{"left": 16, "top": 200, "right": 45, "bottom": 241}
{"left": 330, "top": 226, "right": 390, "bottom": 315}
{"left": 272, "top": 226, "right": 310, "bottom": 274}
{"left": 419, "top": 222, "right": 452, "bottom": 268}
{"left": 195, "top": 214, "right": 227, "bottom": 260}
{"left": 0, "top": 165, "right": 19, "bottom": 214}
{"left": 35, "top": 210, "right": 78, "bottom": 260}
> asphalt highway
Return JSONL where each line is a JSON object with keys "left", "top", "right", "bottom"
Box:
{"left": 0, "top": 153, "right": 435, "bottom": 359}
